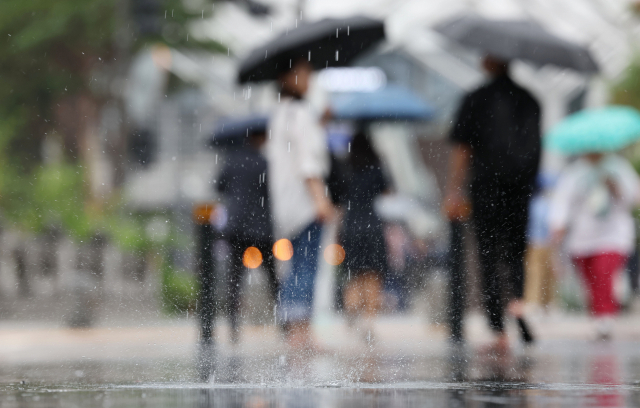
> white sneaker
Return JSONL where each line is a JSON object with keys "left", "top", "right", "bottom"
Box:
{"left": 595, "top": 316, "right": 614, "bottom": 341}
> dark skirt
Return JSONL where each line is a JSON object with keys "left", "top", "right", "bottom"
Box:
{"left": 341, "top": 223, "right": 387, "bottom": 278}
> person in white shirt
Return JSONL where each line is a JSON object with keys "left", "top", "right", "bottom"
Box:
{"left": 550, "top": 153, "right": 640, "bottom": 338}
{"left": 266, "top": 58, "right": 334, "bottom": 351}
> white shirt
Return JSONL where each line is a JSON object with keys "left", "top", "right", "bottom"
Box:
{"left": 549, "top": 155, "right": 640, "bottom": 257}
{"left": 266, "top": 98, "right": 329, "bottom": 239}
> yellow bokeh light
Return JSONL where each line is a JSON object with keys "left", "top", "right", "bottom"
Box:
{"left": 273, "top": 239, "right": 294, "bottom": 261}
{"left": 243, "top": 246, "right": 263, "bottom": 269}
{"left": 324, "top": 244, "right": 346, "bottom": 266}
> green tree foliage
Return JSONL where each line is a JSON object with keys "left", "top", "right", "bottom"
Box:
{"left": 611, "top": 58, "right": 640, "bottom": 172}
{"left": 611, "top": 58, "right": 640, "bottom": 112}
{"left": 0, "top": 0, "right": 220, "bottom": 238}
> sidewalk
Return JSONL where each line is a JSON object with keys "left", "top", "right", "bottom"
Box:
{"left": 2, "top": 311, "right": 640, "bottom": 366}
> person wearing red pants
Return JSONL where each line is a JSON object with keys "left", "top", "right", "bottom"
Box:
{"left": 550, "top": 152, "right": 640, "bottom": 339}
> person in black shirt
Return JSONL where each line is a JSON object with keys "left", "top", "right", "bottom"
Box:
{"left": 443, "top": 55, "right": 541, "bottom": 351}
{"left": 217, "top": 130, "right": 278, "bottom": 344}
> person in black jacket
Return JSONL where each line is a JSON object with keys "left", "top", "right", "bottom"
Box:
{"left": 443, "top": 55, "right": 540, "bottom": 351}
{"left": 217, "top": 130, "right": 278, "bottom": 344}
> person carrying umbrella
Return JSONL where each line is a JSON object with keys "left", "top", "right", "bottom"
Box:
{"left": 443, "top": 55, "right": 540, "bottom": 351}
{"left": 547, "top": 106, "right": 640, "bottom": 340}
{"left": 436, "top": 14, "right": 598, "bottom": 350}
{"left": 238, "top": 16, "right": 385, "bottom": 352}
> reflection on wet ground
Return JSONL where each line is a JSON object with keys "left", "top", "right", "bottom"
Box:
{"left": 2, "top": 340, "right": 640, "bottom": 407}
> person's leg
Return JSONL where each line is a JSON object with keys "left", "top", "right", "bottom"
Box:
{"left": 589, "top": 253, "right": 626, "bottom": 316}
{"left": 573, "top": 255, "right": 597, "bottom": 314}
{"left": 448, "top": 220, "right": 466, "bottom": 342}
{"left": 227, "top": 238, "right": 246, "bottom": 343}
{"left": 278, "top": 223, "right": 322, "bottom": 349}
{"left": 524, "top": 245, "right": 544, "bottom": 306}
{"left": 344, "top": 274, "right": 365, "bottom": 318}
{"left": 540, "top": 246, "right": 556, "bottom": 308}
{"left": 258, "top": 240, "right": 279, "bottom": 308}
{"left": 361, "top": 271, "right": 383, "bottom": 318}
{"left": 474, "top": 215, "right": 504, "bottom": 333}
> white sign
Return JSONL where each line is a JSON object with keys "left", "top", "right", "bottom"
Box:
{"left": 317, "top": 67, "right": 387, "bottom": 92}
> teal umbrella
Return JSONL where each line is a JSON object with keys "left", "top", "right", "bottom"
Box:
{"left": 545, "top": 106, "right": 640, "bottom": 155}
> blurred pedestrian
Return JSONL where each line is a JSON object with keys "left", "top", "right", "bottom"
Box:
{"left": 443, "top": 55, "right": 541, "bottom": 350}
{"left": 267, "top": 58, "right": 334, "bottom": 351}
{"left": 524, "top": 174, "right": 557, "bottom": 313}
{"left": 217, "top": 129, "right": 278, "bottom": 344}
{"left": 550, "top": 152, "right": 640, "bottom": 339}
{"left": 339, "top": 131, "right": 389, "bottom": 340}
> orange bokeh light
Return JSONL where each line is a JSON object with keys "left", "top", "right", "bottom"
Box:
{"left": 324, "top": 244, "right": 346, "bottom": 266}
{"left": 242, "top": 246, "right": 263, "bottom": 269}
{"left": 273, "top": 239, "right": 294, "bottom": 261}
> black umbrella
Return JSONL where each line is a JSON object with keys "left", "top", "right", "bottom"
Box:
{"left": 434, "top": 14, "right": 598, "bottom": 73}
{"left": 208, "top": 115, "right": 269, "bottom": 148}
{"left": 238, "top": 16, "right": 385, "bottom": 83}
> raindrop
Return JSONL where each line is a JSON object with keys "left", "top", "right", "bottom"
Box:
{"left": 295, "top": 275, "right": 298, "bottom": 286}
{"left": 335, "top": 51, "right": 339, "bottom": 61}
{"left": 348, "top": 142, "right": 351, "bottom": 152}
{"left": 248, "top": 274, "right": 252, "bottom": 285}
{"left": 215, "top": 154, "right": 218, "bottom": 164}
{"left": 165, "top": 10, "right": 167, "bottom": 18}
{"left": 171, "top": 9, "right": 174, "bottom": 17}
{"left": 308, "top": 51, "right": 311, "bottom": 61}
{"left": 348, "top": 26, "right": 350, "bottom": 35}
{"left": 278, "top": 93, "right": 281, "bottom": 103}
{"left": 287, "top": 142, "right": 291, "bottom": 152}
{"left": 348, "top": 200, "right": 351, "bottom": 210}
{"left": 336, "top": 28, "right": 339, "bottom": 38}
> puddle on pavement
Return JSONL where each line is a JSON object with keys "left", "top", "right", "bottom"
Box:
{"left": 2, "top": 340, "right": 640, "bottom": 407}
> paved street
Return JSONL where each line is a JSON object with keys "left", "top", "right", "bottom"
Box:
{"left": 2, "top": 312, "right": 640, "bottom": 406}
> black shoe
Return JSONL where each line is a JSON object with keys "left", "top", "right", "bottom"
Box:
{"left": 517, "top": 317, "right": 535, "bottom": 344}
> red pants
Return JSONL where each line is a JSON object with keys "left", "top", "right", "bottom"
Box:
{"left": 572, "top": 253, "right": 627, "bottom": 316}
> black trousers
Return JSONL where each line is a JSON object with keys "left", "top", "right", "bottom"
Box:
{"left": 227, "top": 237, "right": 278, "bottom": 331}
{"left": 472, "top": 186, "right": 530, "bottom": 333}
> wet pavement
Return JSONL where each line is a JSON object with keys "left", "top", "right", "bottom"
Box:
{"left": 2, "top": 313, "right": 640, "bottom": 407}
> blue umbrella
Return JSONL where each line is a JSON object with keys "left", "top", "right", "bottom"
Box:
{"left": 209, "top": 115, "right": 269, "bottom": 148}
{"left": 545, "top": 106, "right": 640, "bottom": 155}
{"left": 330, "top": 85, "right": 435, "bottom": 122}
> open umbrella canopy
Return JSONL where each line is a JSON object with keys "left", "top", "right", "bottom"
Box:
{"left": 330, "top": 85, "right": 435, "bottom": 121}
{"left": 434, "top": 14, "right": 598, "bottom": 73}
{"left": 238, "top": 16, "right": 385, "bottom": 83}
{"left": 545, "top": 106, "right": 640, "bottom": 155}
{"left": 209, "top": 115, "right": 269, "bottom": 148}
